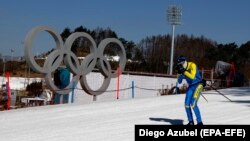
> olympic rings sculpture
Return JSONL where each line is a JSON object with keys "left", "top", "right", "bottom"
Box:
{"left": 24, "top": 26, "right": 126, "bottom": 95}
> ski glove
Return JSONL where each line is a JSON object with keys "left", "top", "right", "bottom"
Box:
{"left": 175, "top": 64, "right": 185, "bottom": 74}
{"left": 201, "top": 79, "right": 207, "bottom": 87}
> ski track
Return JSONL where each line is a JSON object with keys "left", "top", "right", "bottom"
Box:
{"left": 0, "top": 87, "right": 250, "bottom": 141}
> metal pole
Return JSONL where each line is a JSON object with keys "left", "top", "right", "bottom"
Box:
{"left": 167, "top": 5, "right": 181, "bottom": 75}
{"left": 28, "top": 67, "right": 30, "bottom": 85}
{"left": 169, "top": 24, "right": 175, "bottom": 75}
{"left": 132, "top": 80, "right": 134, "bottom": 98}
{"left": 71, "top": 81, "right": 75, "bottom": 103}
{"left": 116, "top": 65, "right": 120, "bottom": 99}
{"left": 93, "top": 95, "right": 97, "bottom": 101}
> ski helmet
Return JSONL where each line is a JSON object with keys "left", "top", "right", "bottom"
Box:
{"left": 177, "top": 55, "right": 186, "bottom": 64}
{"left": 177, "top": 55, "right": 187, "bottom": 69}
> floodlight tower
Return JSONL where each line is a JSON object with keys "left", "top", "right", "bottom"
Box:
{"left": 167, "top": 5, "right": 182, "bottom": 75}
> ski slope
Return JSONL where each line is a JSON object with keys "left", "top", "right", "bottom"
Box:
{"left": 0, "top": 87, "right": 250, "bottom": 141}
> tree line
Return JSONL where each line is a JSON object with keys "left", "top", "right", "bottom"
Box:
{"left": 57, "top": 25, "right": 250, "bottom": 80}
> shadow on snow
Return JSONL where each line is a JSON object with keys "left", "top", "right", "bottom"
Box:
{"left": 149, "top": 117, "right": 184, "bottom": 125}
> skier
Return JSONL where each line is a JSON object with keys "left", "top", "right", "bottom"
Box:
{"left": 175, "top": 55, "right": 206, "bottom": 125}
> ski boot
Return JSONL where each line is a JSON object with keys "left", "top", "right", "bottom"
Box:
{"left": 197, "top": 122, "right": 203, "bottom": 125}
{"left": 186, "top": 121, "right": 194, "bottom": 125}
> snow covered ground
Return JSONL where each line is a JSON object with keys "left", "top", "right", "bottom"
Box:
{"left": 0, "top": 87, "right": 250, "bottom": 141}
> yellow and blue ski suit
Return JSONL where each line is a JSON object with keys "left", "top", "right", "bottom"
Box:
{"left": 178, "top": 62, "right": 203, "bottom": 123}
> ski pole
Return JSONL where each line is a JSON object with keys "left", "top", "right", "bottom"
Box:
{"left": 200, "top": 92, "right": 208, "bottom": 102}
{"left": 206, "top": 83, "right": 233, "bottom": 102}
{"left": 176, "top": 82, "right": 178, "bottom": 94}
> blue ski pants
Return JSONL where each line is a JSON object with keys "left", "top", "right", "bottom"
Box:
{"left": 185, "top": 83, "right": 203, "bottom": 123}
